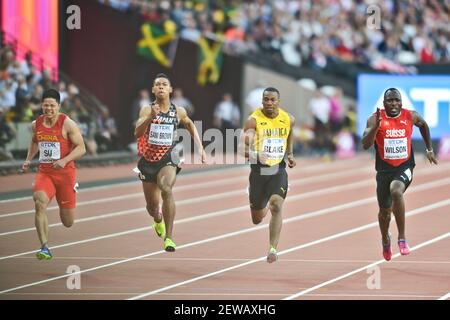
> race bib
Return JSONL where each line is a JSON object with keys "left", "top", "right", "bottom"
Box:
{"left": 384, "top": 138, "right": 408, "bottom": 159}
{"left": 39, "top": 142, "right": 61, "bottom": 163}
{"left": 149, "top": 124, "right": 174, "bottom": 146}
{"left": 262, "top": 138, "right": 285, "bottom": 161}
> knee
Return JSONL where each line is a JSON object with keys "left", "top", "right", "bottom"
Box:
{"left": 159, "top": 185, "right": 173, "bottom": 199}
{"left": 34, "top": 198, "right": 47, "bottom": 212}
{"left": 378, "top": 209, "right": 391, "bottom": 220}
{"left": 62, "top": 220, "right": 74, "bottom": 228}
{"left": 390, "top": 187, "right": 403, "bottom": 200}
{"left": 269, "top": 201, "right": 282, "bottom": 215}
{"left": 252, "top": 216, "right": 263, "bottom": 225}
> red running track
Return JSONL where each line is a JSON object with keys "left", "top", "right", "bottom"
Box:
{"left": 0, "top": 154, "right": 449, "bottom": 300}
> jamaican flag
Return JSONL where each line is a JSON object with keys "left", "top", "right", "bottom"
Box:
{"left": 197, "top": 36, "right": 223, "bottom": 86}
{"left": 137, "top": 22, "right": 178, "bottom": 68}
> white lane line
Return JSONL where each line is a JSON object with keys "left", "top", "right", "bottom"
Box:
{"left": 284, "top": 232, "right": 450, "bottom": 300}
{"left": 2, "top": 173, "right": 450, "bottom": 261}
{"left": 128, "top": 200, "right": 450, "bottom": 300}
{"left": 1, "top": 194, "right": 449, "bottom": 296}
{"left": 0, "top": 156, "right": 364, "bottom": 204}
{"left": 0, "top": 159, "right": 372, "bottom": 218}
{"left": 437, "top": 292, "right": 450, "bottom": 300}
{"left": 0, "top": 177, "right": 376, "bottom": 257}
{"left": 9, "top": 256, "right": 450, "bottom": 264}
{"left": 3, "top": 168, "right": 449, "bottom": 237}
{"left": 0, "top": 171, "right": 374, "bottom": 236}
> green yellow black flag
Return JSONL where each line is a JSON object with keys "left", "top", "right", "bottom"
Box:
{"left": 197, "top": 36, "right": 223, "bottom": 86}
{"left": 137, "top": 22, "right": 178, "bottom": 68}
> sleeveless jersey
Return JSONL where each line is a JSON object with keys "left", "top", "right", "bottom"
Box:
{"left": 138, "top": 103, "right": 179, "bottom": 163}
{"left": 251, "top": 107, "right": 291, "bottom": 167}
{"left": 374, "top": 109, "right": 415, "bottom": 172}
{"left": 34, "top": 113, "right": 74, "bottom": 172}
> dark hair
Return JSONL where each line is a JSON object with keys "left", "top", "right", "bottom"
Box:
{"left": 42, "top": 89, "right": 60, "bottom": 104}
{"left": 263, "top": 87, "right": 280, "bottom": 98}
{"left": 154, "top": 73, "right": 170, "bottom": 84}
{"left": 383, "top": 88, "right": 400, "bottom": 100}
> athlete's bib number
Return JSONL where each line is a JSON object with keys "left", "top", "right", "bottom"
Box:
{"left": 149, "top": 124, "right": 174, "bottom": 146}
{"left": 39, "top": 142, "right": 61, "bottom": 163}
{"left": 384, "top": 138, "right": 408, "bottom": 160}
{"left": 262, "top": 138, "right": 285, "bottom": 161}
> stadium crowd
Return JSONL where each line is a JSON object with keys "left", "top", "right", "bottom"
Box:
{"left": 99, "top": 0, "right": 450, "bottom": 73}
{"left": 0, "top": 45, "right": 119, "bottom": 160}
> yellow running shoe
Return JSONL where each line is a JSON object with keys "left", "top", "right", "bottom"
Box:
{"left": 267, "top": 246, "right": 278, "bottom": 263}
{"left": 153, "top": 221, "right": 166, "bottom": 239}
{"left": 164, "top": 238, "right": 176, "bottom": 252}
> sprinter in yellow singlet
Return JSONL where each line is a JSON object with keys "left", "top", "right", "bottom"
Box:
{"left": 240, "top": 87, "right": 296, "bottom": 263}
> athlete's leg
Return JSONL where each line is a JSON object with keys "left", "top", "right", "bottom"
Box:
{"left": 33, "top": 191, "right": 51, "bottom": 246}
{"left": 59, "top": 208, "right": 75, "bottom": 227}
{"left": 390, "top": 180, "right": 407, "bottom": 240}
{"left": 157, "top": 165, "right": 177, "bottom": 240}
{"left": 378, "top": 207, "right": 392, "bottom": 245}
{"left": 142, "top": 181, "right": 162, "bottom": 223}
{"left": 268, "top": 194, "right": 284, "bottom": 250}
{"left": 250, "top": 208, "right": 269, "bottom": 225}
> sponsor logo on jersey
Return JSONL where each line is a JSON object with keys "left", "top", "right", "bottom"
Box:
{"left": 385, "top": 128, "right": 406, "bottom": 138}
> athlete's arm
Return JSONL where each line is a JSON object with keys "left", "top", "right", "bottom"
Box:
{"left": 177, "top": 106, "right": 206, "bottom": 163}
{"left": 239, "top": 116, "right": 258, "bottom": 163}
{"left": 53, "top": 118, "right": 86, "bottom": 169}
{"left": 134, "top": 104, "right": 160, "bottom": 138}
{"left": 287, "top": 114, "right": 296, "bottom": 168}
{"left": 22, "top": 121, "right": 38, "bottom": 173}
{"left": 362, "top": 108, "right": 381, "bottom": 150}
{"left": 411, "top": 111, "right": 438, "bottom": 164}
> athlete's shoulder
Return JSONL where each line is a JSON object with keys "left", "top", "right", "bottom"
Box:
{"left": 250, "top": 108, "right": 262, "bottom": 118}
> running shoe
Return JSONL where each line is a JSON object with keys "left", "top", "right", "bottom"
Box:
{"left": 398, "top": 239, "right": 410, "bottom": 255}
{"left": 382, "top": 234, "right": 392, "bottom": 261}
{"left": 267, "top": 246, "right": 278, "bottom": 263}
{"left": 164, "top": 238, "right": 176, "bottom": 252}
{"left": 153, "top": 221, "right": 166, "bottom": 239}
{"left": 36, "top": 245, "right": 53, "bottom": 260}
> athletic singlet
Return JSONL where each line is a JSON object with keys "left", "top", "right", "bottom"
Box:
{"left": 374, "top": 108, "right": 415, "bottom": 172}
{"left": 138, "top": 103, "right": 179, "bottom": 163}
{"left": 251, "top": 107, "right": 291, "bottom": 167}
{"left": 34, "top": 113, "right": 74, "bottom": 172}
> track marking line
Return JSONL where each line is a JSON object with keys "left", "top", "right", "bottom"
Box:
{"left": 284, "top": 232, "right": 450, "bottom": 300}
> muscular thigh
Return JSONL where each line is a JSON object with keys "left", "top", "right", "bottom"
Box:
{"left": 142, "top": 181, "right": 161, "bottom": 208}
{"left": 249, "top": 170, "right": 269, "bottom": 210}
{"left": 157, "top": 165, "right": 177, "bottom": 190}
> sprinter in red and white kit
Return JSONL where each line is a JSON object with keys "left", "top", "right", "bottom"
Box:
{"left": 22, "top": 89, "right": 86, "bottom": 260}
{"left": 362, "top": 88, "right": 437, "bottom": 261}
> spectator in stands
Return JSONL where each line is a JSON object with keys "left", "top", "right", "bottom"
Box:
{"left": 213, "top": 93, "right": 241, "bottom": 133}
{"left": 131, "top": 89, "right": 151, "bottom": 125}
{"left": 0, "top": 108, "right": 15, "bottom": 160}
{"left": 308, "top": 89, "right": 332, "bottom": 158}
{"left": 329, "top": 87, "right": 344, "bottom": 135}
{"left": 96, "top": 107, "right": 119, "bottom": 152}
{"left": 171, "top": 88, "right": 194, "bottom": 117}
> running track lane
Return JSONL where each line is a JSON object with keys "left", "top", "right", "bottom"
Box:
{"left": 0, "top": 155, "right": 448, "bottom": 300}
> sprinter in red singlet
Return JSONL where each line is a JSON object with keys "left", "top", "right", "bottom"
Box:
{"left": 22, "top": 89, "right": 86, "bottom": 260}
{"left": 362, "top": 88, "right": 437, "bottom": 261}
{"left": 135, "top": 73, "right": 206, "bottom": 252}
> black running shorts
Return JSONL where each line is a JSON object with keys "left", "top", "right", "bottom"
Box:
{"left": 248, "top": 167, "right": 288, "bottom": 210}
{"left": 376, "top": 165, "right": 414, "bottom": 209}
{"left": 137, "top": 152, "right": 181, "bottom": 183}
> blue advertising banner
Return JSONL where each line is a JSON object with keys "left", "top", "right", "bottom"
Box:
{"left": 357, "top": 74, "right": 450, "bottom": 139}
